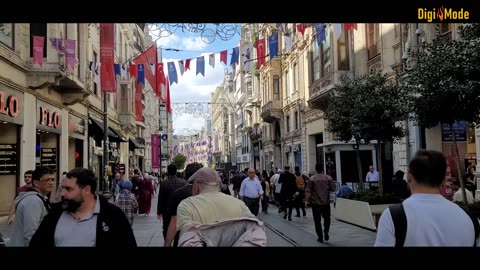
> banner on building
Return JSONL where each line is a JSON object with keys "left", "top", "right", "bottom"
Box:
{"left": 135, "top": 83, "right": 143, "bottom": 121}
{"left": 152, "top": 134, "right": 160, "bottom": 169}
{"left": 32, "top": 36, "right": 44, "bottom": 67}
{"left": 65, "top": 39, "right": 76, "bottom": 72}
{"left": 100, "top": 23, "right": 116, "bottom": 92}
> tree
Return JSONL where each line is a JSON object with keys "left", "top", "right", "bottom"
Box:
{"left": 326, "top": 72, "right": 408, "bottom": 194}
{"left": 399, "top": 24, "right": 480, "bottom": 204}
{"left": 172, "top": 153, "right": 187, "bottom": 170}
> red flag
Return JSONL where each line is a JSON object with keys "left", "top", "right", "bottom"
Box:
{"left": 345, "top": 23, "right": 358, "bottom": 32}
{"left": 133, "top": 44, "right": 158, "bottom": 96}
{"left": 185, "top": 59, "right": 191, "bottom": 71}
{"left": 255, "top": 38, "right": 266, "bottom": 69}
{"left": 296, "top": 23, "right": 307, "bottom": 37}
{"left": 33, "top": 36, "right": 44, "bottom": 67}
{"left": 156, "top": 63, "right": 166, "bottom": 99}
{"left": 130, "top": 64, "right": 137, "bottom": 79}
{"left": 220, "top": 50, "right": 227, "bottom": 65}
{"left": 100, "top": 23, "right": 116, "bottom": 92}
{"left": 166, "top": 77, "right": 171, "bottom": 114}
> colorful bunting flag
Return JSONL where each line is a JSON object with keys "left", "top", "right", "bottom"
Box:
{"left": 114, "top": 64, "right": 121, "bottom": 78}
{"left": 333, "top": 24, "right": 343, "bottom": 40}
{"left": 230, "top": 47, "right": 239, "bottom": 65}
{"left": 65, "top": 39, "right": 76, "bottom": 72}
{"left": 178, "top": 60, "right": 185, "bottom": 76}
{"left": 185, "top": 59, "right": 191, "bottom": 71}
{"left": 345, "top": 23, "right": 358, "bottom": 32}
{"left": 314, "top": 23, "right": 326, "bottom": 46}
{"left": 209, "top": 53, "right": 215, "bottom": 69}
{"left": 167, "top": 62, "right": 178, "bottom": 85}
{"left": 137, "top": 64, "right": 145, "bottom": 86}
{"left": 220, "top": 50, "right": 227, "bottom": 65}
{"left": 196, "top": 56, "right": 205, "bottom": 76}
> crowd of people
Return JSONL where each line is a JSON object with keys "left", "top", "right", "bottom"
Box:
{"left": 3, "top": 148, "right": 480, "bottom": 247}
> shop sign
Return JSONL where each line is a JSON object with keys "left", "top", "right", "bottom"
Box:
{"left": 37, "top": 100, "right": 61, "bottom": 134}
{"left": 0, "top": 88, "right": 24, "bottom": 125}
{"left": 69, "top": 114, "right": 86, "bottom": 138}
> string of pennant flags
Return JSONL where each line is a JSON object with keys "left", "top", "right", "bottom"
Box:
{"left": 30, "top": 23, "right": 357, "bottom": 121}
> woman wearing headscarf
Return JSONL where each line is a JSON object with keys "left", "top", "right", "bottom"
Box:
{"left": 138, "top": 175, "right": 155, "bottom": 215}
{"left": 115, "top": 180, "right": 138, "bottom": 227}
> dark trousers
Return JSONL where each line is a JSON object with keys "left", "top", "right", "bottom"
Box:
{"left": 283, "top": 199, "right": 294, "bottom": 219}
{"left": 312, "top": 204, "right": 331, "bottom": 240}
{"left": 243, "top": 197, "right": 260, "bottom": 216}
{"left": 162, "top": 215, "right": 171, "bottom": 239}
{"left": 294, "top": 191, "right": 306, "bottom": 216}
{"left": 261, "top": 196, "right": 269, "bottom": 213}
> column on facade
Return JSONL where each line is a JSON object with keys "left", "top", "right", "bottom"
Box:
{"left": 21, "top": 92, "right": 37, "bottom": 180}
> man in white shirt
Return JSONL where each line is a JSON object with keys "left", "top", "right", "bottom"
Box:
{"left": 270, "top": 170, "right": 283, "bottom": 212}
{"left": 452, "top": 180, "right": 475, "bottom": 204}
{"left": 239, "top": 168, "right": 264, "bottom": 216}
{"left": 365, "top": 165, "right": 379, "bottom": 182}
{"left": 375, "top": 150, "right": 480, "bottom": 247}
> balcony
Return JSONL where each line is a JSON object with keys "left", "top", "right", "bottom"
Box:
{"left": 308, "top": 71, "right": 350, "bottom": 112}
{"left": 261, "top": 100, "right": 283, "bottom": 123}
{"left": 27, "top": 54, "right": 89, "bottom": 105}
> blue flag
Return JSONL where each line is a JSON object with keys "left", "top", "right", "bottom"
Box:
{"left": 114, "top": 64, "right": 121, "bottom": 78}
{"left": 167, "top": 62, "right": 178, "bottom": 85}
{"left": 269, "top": 32, "right": 278, "bottom": 60}
{"left": 314, "top": 23, "right": 326, "bottom": 46}
{"left": 230, "top": 47, "right": 239, "bottom": 65}
{"left": 196, "top": 56, "right": 205, "bottom": 77}
{"left": 137, "top": 64, "right": 145, "bottom": 86}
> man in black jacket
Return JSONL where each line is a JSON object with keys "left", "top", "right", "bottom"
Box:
{"left": 29, "top": 168, "right": 136, "bottom": 247}
{"left": 278, "top": 166, "right": 298, "bottom": 221}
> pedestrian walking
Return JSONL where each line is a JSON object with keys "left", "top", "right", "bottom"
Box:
{"left": 29, "top": 168, "right": 136, "bottom": 247}
{"left": 305, "top": 163, "right": 336, "bottom": 243}
{"left": 239, "top": 168, "right": 264, "bottom": 216}
{"left": 115, "top": 180, "right": 138, "bottom": 227}
{"left": 375, "top": 150, "right": 480, "bottom": 247}
{"left": 278, "top": 166, "right": 297, "bottom": 221}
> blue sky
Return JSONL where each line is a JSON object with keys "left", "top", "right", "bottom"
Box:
{"left": 148, "top": 24, "right": 240, "bottom": 134}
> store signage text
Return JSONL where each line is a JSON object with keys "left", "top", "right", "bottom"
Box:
{"left": 39, "top": 107, "right": 61, "bottom": 129}
{"left": 0, "top": 90, "right": 20, "bottom": 118}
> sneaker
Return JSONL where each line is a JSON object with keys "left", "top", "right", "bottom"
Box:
{"left": 317, "top": 238, "right": 324, "bottom": 243}
{"left": 325, "top": 234, "right": 329, "bottom": 241}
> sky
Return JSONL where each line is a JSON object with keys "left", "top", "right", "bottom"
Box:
{"left": 148, "top": 24, "right": 240, "bottom": 134}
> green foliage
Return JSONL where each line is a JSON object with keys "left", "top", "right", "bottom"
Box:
{"left": 399, "top": 24, "right": 480, "bottom": 128}
{"left": 349, "top": 190, "right": 403, "bottom": 205}
{"left": 326, "top": 72, "right": 408, "bottom": 144}
{"left": 172, "top": 153, "right": 187, "bottom": 170}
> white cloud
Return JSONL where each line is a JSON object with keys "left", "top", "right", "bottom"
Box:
{"left": 181, "top": 37, "right": 208, "bottom": 51}
{"left": 173, "top": 114, "right": 206, "bottom": 132}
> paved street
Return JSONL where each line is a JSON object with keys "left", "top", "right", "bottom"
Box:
{"left": 0, "top": 188, "right": 376, "bottom": 246}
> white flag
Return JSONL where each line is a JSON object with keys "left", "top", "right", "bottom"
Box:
{"left": 284, "top": 34, "right": 292, "bottom": 51}
{"left": 209, "top": 54, "right": 215, "bottom": 69}
{"left": 333, "top": 23, "right": 343, "bottom": 40}
{"left": 178, "top": 60, "right": 185, "bottom": 76}
{"left": 121, "top": 64, "right": 127, "bottom": 80}
{"left": 242, "top": 43, "right": 253, "bottom": 72}
{"left": 94, "top": 62, "right": 101, "bottom": 84}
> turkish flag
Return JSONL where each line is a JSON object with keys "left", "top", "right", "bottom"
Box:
{"left": 345, "top": 23, "right": 358, "bottom": 32}
{"left": 156, "top": 63, "right": 166, "bottom": 99}
{"left": 296, "top": 23, "right": 307, "bottom": 37}
{"left": 255, "top": 38, "right": 266, "bottom": 69}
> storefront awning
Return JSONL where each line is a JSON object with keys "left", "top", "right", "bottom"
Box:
{"left": 89, "top": 117, "right": 126, "bottom": 142}
{"left": 129, "top": 138, "right": 145, "bottom": 149}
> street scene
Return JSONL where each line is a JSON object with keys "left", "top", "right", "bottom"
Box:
{"left": 0, "top": 22, "right": 479, "bottom": 247}
{"left": 0, "top": 186, "right": 376, "bottom": 247}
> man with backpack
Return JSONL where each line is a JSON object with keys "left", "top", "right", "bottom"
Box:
{"left": 375, "top": 150, "right": 480, "bottom": 247}
{"left": 293, "top": 166, "right": 307, "bottom": 217}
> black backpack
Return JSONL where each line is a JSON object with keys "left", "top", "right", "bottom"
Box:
{"left": 389, "top": 203, "right": 480, "bottom": 247}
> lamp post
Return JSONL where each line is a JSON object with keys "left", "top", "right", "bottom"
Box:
{"left": 103, "top": 91, "right": 110, "bottom": 197}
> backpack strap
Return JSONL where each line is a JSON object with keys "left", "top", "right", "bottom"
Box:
{"left": 460, "top": 207, "right": 479, "bottom": 247}
{"left": 37, "top": 193, "right": 51, "bottom": 213}
{"left": 389, "top": 203, "right": 407, "bottom": 247}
